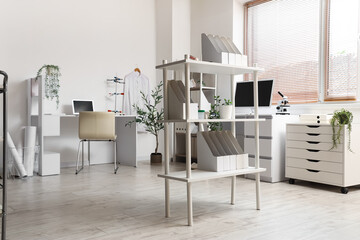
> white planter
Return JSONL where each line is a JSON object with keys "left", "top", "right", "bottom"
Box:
{"left": 220, "top": 105, "right": 233, "bottom": 119}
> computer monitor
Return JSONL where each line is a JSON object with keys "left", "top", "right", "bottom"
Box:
{"left": 72, "top": 99, "right": 94, "bottom": 115}
{"left": 235, "top": 79, "right": 274, "bottom": 107}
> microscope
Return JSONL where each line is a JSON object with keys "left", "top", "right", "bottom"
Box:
{"left": 276, "top": 91, "right": 290, "bottom": 115}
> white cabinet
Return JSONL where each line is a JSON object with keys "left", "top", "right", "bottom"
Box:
{"left": 241, "top": 115, "right": 298, "bottom": 182}
{"left": 285, "top": 123, "right": 360, "bottom": 193}
{"left": 27, "top": 77, "right": 60, "bottom": 176}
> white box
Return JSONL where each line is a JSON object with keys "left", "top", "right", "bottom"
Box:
{"left": 228, "top": 53, "right": 236, "bottom": 65}
{"left": 229, "top": 155, "right": 237, "bottom": 170}
{"left": 236, "top": 154, "right": 249, "bottom": 169}
{"left": 40, "top": 152, "right": 60, "bottom": 176}
{"left": 198, "top": 132, "right": 225, "bottom": 172}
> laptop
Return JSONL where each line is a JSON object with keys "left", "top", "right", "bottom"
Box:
{"left": 72, "top": 99, "right": 94, "bottom": 115}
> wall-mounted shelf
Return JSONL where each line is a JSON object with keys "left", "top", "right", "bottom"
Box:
{"left": 27, "top": 77, "right": 60, "bottom": 176}
{"left": 157, "top": 55, "right": 264, "bottom": 226}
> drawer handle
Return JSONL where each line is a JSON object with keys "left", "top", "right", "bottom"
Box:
{"left": 306, "top": 141, "right": 320, "bottom": 144}
{"left": 307, "top": 169, "right": 320, "bottom": 173}
{"left": 306, "top": 149, "right": 320, "bottom": 152}
{"left": 307, "top": 159, "right": 320, "bottom": 162}
{"left": 307, "top": 133, "right": 320, "bottom": 136}
{"left": 306, "top": 125, "right": 320, "bottom": 128}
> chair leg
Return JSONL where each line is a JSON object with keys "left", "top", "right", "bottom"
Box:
{"left": 88, "top": 140, "right": 91, "bottom": 166}
{"left": 114, "top": 140, "right": 119, "bottom": 174}
{"left": 76, "top": 140, "right": 84, "bottom": 174}
{"left": 82, "top": 140, "right": 85, "bottom": 169}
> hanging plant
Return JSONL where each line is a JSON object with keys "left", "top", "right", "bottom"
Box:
{"left": 36, "top": 64, "right": 61, "bottom": 108}
{"left": 330, "top": 108, "right": 353, "bottom": 152}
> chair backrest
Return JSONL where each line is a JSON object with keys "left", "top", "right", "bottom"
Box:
{"left": 79, "top": 112, "right": 115, "bottom": 140}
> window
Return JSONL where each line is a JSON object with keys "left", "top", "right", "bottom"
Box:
{"left": 245, "top": 0, "right": 360, "bottom": 104}
{"left": 326, "top": 0, "right": 359, "bottom": 100}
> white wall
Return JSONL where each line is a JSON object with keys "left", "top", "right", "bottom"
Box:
{"left": 190, "top": 0, "right": 234, "bottom": 100}
{"left": 190, "top": 0, "right": 234, "bottom": 58}
{"left": 172, "top": 0, "right": 191, "bottom": 60}
{"left": 0, "top": 0, "right": 157, "bottom": 161}
{"left": 155, "top": 0, "right": 191, "bottom": 158}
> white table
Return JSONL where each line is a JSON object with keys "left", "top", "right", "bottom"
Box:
{"left": 45, "top": 115, "right": 138, "bottom": 168}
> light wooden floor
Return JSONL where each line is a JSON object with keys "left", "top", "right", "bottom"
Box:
{"left": 4, "top": 161, "right": 360, "bottom": 240}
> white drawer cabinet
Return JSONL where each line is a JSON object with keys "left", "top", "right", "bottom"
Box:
{"left": 286, "top": 123, "right": 360, "bottom": 193}
{"left": 242, "top": 114, "right": 299, "bottom": 182}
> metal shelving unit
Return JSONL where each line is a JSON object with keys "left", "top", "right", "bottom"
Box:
{"left": 156, "top": 55, "right": 265, "bottom": 226}
{"left": 0, "top": 70, "right": 8, "bottom": 240}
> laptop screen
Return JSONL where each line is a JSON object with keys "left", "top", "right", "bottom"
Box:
{"left": 72, "top": 99, "right": 94, "bottom": 115}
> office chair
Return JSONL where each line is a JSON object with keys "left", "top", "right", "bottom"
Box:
{"left": 75, "top": 112, "right": 119, "bottom": 174}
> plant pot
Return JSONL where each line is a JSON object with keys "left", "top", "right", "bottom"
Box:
{"left": 151, "top": 153, "right": 162, "bottom": 164}
{"left": 220, "top": 105, "right": 233, "bottom": 119}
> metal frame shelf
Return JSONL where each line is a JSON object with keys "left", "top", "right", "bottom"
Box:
{"left": 156, "top": 55, "right": 264, "bottom": 226}
{"left": 0, "top": 70, "right": 8, "bottom": 240}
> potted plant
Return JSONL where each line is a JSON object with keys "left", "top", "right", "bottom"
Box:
{"left": 36, "top": 64, "right": 61, "bottom": 109}
{"left": 219, "top": 98, "right": 233, "bottom": 119}
{"left": 330, "top": 108, "right": 353, "bottom": 151}
{"left": 126, "top": 82, "right": 164, "bottom": 164}
{"left": 208, "top": 96, "right": 222, "bottom": 131}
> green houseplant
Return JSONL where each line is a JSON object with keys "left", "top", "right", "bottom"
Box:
{"left": 36, "top": 64, "right": 61, "bottom": 109}
{"left": 126, "top": 82, "right": 164, "bottom": 163}
{"left": 219, "top": 98, "right": 233, "bottom": 119}
{"left": 330, "top": 108, "right": 353, "bottom": 151}
{"left": 209, "top": 95, "right": 222, "bottom": 131}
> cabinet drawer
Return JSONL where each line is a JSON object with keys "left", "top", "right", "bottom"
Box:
{"left": 286, "top": 140, "right": 343, "bottom": 152}
{"left": 43, "top": 115, "right": 60, "bottom": 136}
{"left": 287, "top": 133, "right": 337, "bottom": 143}
{"left": 249, "top": 157, "right": 271, "bottom": 177}
{"left": 286, "top": 167, "right": 343, "bottom": 186}
{"left": 286, "top": 157, "right": 343, "bottom": 174}
{"left": 244, "top": 138, "right": 272, "bottom": 158}
{"left": 286, "top": 148, "right": 343, "bottom": 163}
{"left": 287, "top": 125, "right": 338, "bottom": 134}
{"left": 244, "top": 119, "right": 272, "bottom": 137}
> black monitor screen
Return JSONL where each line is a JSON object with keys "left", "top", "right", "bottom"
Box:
{"left": 72, "top": 100, "right": 94, "bottom": 114}
{"left": 235, "top": 79, "right": 274, "bottom": 107}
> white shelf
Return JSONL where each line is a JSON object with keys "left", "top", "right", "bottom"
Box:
{"left": 158, "top": 55, "right": 264, "bottom": 226}
{"left": 160, "top": 118, "right": 266, "bottom": 123}
{"left": 158, "top": 168, "right": 266, "bottom": 183}
{"left": 44, "top": 151, "right": 60, "bottom": 155}
{"left": 190, "top": 86, "right": 216, "bottom": 91}
{"left": 156, "top": 59, "right": 264, "bottom": 75}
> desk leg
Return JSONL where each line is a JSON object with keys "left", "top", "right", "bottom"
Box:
{"left": 88, "top": 141, "right": 90, "bottom": 166}
{"left": 82, "top": 141, "right": 84, "bottom": 168}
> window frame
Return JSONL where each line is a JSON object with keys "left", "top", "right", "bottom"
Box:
{"left": 244, "top": 0, "right": 360, "bottom": 104}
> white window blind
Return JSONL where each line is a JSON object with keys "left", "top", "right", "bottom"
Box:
{"left": 326, "top": 0, "right": 359, "bottom": 100}
{"left": 247, "top": 0, "right": 320, "bottom": 104}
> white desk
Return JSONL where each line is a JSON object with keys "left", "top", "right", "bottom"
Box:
{"left": 45, "top": 115, "right": 137, "bottom": 169}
